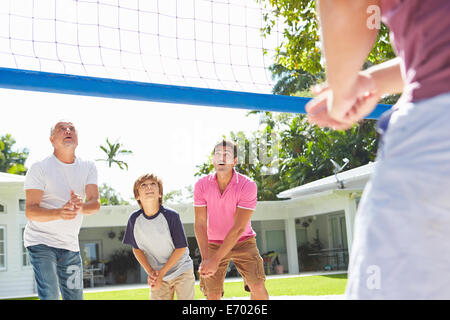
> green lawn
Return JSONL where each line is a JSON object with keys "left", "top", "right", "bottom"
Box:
{"left": 10, "top": 274, "right": 347, "bottom": 300}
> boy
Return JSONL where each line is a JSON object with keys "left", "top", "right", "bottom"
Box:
{"left": 123, "top": 173, "right": 195, "bottom": 300}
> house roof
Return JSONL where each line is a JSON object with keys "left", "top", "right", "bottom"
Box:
{"left": 0, "top": 172, "right": 26, "bottom": 184}
{"left": 277, "top": 162, "right": 375, "bottom": 199}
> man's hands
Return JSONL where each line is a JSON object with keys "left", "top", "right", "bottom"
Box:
{"left": 59, "top": 190, "right": 83, "bottom": 220}
{"left": 306, "top": 72, "right": 380, "bottom": 130}
{"left": 198, "top": 257, "right": 220, "bottom": 278}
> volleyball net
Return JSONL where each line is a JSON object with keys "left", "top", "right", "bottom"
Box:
{"left": 0, "top": 0, "right": 390, "bottom": 117}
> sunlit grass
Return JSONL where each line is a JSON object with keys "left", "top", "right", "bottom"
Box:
{"left": 9, "top": 273, "right": 347, "bottom": 300}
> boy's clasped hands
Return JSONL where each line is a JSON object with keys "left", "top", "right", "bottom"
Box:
{"left": 148, "top": 269, "right": 162, "bottom": 291}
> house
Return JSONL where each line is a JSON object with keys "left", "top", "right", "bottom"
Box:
{"left": 0, "top": 173, "right": 34, "bottom": 299}
{"left": 0, "top": 163, "right": 375, "bottom": 299}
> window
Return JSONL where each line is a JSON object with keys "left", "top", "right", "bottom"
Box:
{"left": 265, "top": 230, "right": 286, "bottom": 254}
{"left": 19, "top": 199, "right": 26, "bottom": 212}
{"left": 0, "top": 226, "right": 6, "bottom": 270}
{"left": 21, "top": 227, "right": 31, "bottom": 267}
{"left": 0, "top": 203, "right": 5, "bottom": 214}
{"left": 81, "top": 241, "right": 101, "bottom": 266}
{"left": 296, "top": 228, "right": 308, "bottom": 247}
{"left": 328, "top": 214, "right": 348, "bottom": 249}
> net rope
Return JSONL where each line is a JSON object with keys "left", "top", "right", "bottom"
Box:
{"left": 0, "top": 0, "right": 284, "bottom": 94}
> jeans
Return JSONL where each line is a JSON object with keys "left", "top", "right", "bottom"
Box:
{"left": 27, "top": 244, "right": 84, "bottom": 300}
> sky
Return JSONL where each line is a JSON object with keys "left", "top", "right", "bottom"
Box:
{"left": 0, "top": 87, "right": 262, "bottom": 202}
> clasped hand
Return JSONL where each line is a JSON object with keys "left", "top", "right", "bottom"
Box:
{"left": 148, "top": 269, "right": 162, "bottom": 291}
{"left": 60, "top": 190, "right": 83, "bottom": 220}
{"left": 198, "top": 258, "right": 219, "bottom": 278}
{"left": 306, "top": 72, "right": 380, "bottom": 130}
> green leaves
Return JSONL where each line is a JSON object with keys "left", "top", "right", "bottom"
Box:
{"left": 0, "top": 134, "right": 29, "bottom": 175}
{"left": 258, "top": 0, "right": 396, "bottom": 75}
{"left": 97, "top": 138, "right": 133, "bottom": 171}
{"left": 99, "top": 183, "right": 130, "bottom": 206}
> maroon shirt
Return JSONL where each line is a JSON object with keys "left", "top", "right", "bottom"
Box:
{"left": 381, "top": 0, "right": 450, "bottom": 102}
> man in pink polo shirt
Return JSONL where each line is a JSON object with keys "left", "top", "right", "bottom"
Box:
{"left": 194, "top": 140, "right": 269, "bottom": 300}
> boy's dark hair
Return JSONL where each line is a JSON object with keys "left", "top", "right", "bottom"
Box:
{"left": 213, "top": 139, "right": 238, "bottom": 159}
{"left": 133, "top": 173, "right": 163, "bottom": 208}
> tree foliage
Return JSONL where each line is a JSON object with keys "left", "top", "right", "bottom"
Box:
{"left": 0, "top": 134, "right": 29, "bottom": 175}
{"left": 258, "top": 0, "right": 396, "bottom": 76}
{"left": 163, "top": 185, "right": 194, "bottom": 204}
{"left": 98, "top": 183, "right": 130, "bottom": 206}
{"left": 97, "top": 138, "right": 133, "bottom": 170}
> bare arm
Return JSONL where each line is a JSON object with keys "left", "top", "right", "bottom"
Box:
{"left": 158, "top": 247, "right": 187, "bottom": 278}
{"left": 132, "top": 248, "right": 161, "bottom": 288}
{"left": 79, "top": 184, "right": 100, "bottom": 215}
{"left": 211, "top": 207, "right": 253, "bottom": 263}
{"left": 194, "top": 206, "right": 209, "bottom": 260}
{"left": 132, "top": 248, "right": 154, "bottom": 275}
{"left": 150, "top": 247, "right": 188, "bottom": 291}
{"left": 362, "top": 57, "right": 404, "bottom": 95}
{"left": 25, "top": 189, "right": 76, "bottom": 222}
{"left": 306, "top": 1, "right": 404, "bottom": 128}
{"left": 317, "top": 0, "right": 380, "bottom": 119}
{"left": 25, "top": 184, "right": 100, "bottom": 222}
{"left": 199, "top": 207, "right": 254, "bottom": 277}
{"left": 318, "top": 0, "right": 380, "bottom": 93}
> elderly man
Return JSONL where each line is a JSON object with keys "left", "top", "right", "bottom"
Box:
{"left": 24, "top": 121, "right": 100, "bottom": 300}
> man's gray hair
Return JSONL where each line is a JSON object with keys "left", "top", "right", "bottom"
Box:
{"left": 50, "top": 120, "right": 76, "bottom": 136}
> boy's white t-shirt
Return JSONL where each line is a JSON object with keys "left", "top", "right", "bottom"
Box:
{"left": 24, "top": 154, "right": 98, "bottom": 252}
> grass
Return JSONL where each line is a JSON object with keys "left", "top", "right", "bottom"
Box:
{"left": 9, "top": 273, "right": 347, "bottom": 300}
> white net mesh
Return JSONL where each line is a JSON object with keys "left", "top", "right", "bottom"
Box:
{"left": 0, "top": 0, "right": 284, "bottom": 94}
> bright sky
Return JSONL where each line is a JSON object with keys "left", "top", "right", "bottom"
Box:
{"left": 0, "top": 87, "right": 261, "bottom": 201}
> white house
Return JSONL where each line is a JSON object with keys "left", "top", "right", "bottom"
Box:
{"left": 0, "top": 163, "right": 375, "bottom": 299}
{"left": 0, "top": 173, "right": 35, "bottom": 299}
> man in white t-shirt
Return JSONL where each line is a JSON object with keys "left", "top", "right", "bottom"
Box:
{"left": 24, "top": 121, "right": 100, "bottom": 300}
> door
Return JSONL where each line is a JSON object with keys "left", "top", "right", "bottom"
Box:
{"left": 328, "top": 213, "right": 349, "bottom": 270}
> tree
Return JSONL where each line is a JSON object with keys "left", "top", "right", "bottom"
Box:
{"left": 269, "top": 60, "right": 325, "bottom": 96}
{"left": 163, "top": 185, "right": 194, "bottom": 204}
{"left": 98, "top": 183, "right": 130, "bottom": 206}
{"left": 97, "top": 138, "right": 133, "bottom": 170}
{"left": 257, "top": 0, "right": 396, "bottom": 75}
{"left": 0, "top": 134, "right": 29, "bottom": 175}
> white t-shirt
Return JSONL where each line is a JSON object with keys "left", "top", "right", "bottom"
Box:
{"left": 24, "top": 154, "right": 98, "bottom": 252}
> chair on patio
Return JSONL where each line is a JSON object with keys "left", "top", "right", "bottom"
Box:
{"left": 93, "top": 262, "right": 106, "bottom": 286}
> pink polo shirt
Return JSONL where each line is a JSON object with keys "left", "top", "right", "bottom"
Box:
{"left": 194, "top": 169, "right": 257, "bottom": 244}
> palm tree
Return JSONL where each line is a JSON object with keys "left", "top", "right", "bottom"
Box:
{"left": 97, "top": 138, "right": 133, "bottom": 170}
